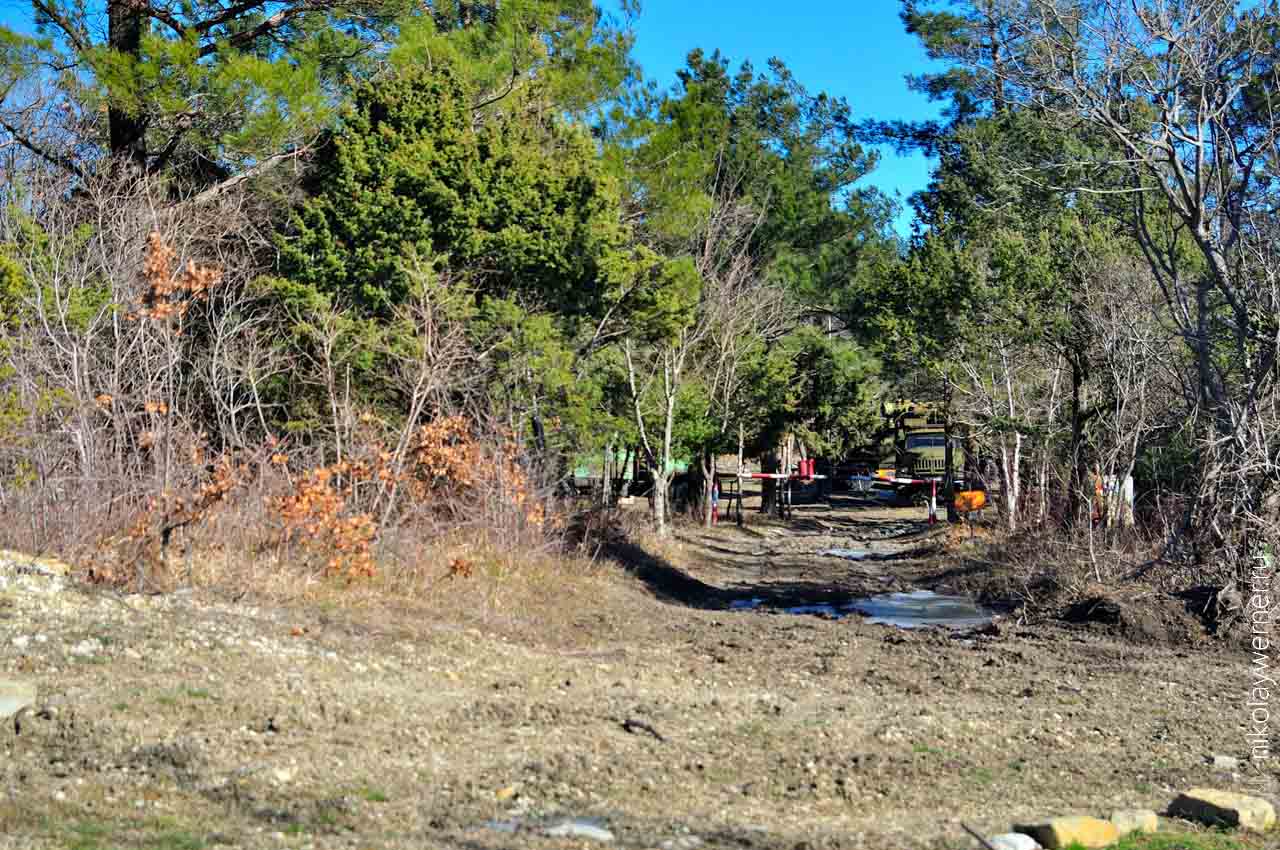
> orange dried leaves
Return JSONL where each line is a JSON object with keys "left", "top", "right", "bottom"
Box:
{"left": 275, "top": 462, "right": 376, "bottom": 580}
{"left": 135, "top": 232, "right": 222, "bottom": 323}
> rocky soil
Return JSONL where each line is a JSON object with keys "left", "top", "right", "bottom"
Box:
{"left": 0, "top": 499, "right": 1274, "bottom": 849}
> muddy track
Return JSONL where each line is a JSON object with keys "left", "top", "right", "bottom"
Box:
{"left": 628, "top": 500, "right": 973, "bottom": 613}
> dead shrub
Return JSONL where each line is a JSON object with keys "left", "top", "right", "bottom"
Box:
{"left": 942, "top": 521, "right": 1170, "bottom": 621}
{"left": 98, "top": 451, "right": 249, "bottom": 589}
{"left": 0, "top": 170, "right": 583, "bottom": 609}
{"left": 274, "top": 455, "right": 380, "bottom": 581}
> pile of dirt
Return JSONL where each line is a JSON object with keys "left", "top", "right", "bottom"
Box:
{"left": 1062, "top": 590, "right": 1208, "bottom": 646}
{"left": 1177, "top": 584, "right": 1253, "bottom": 645}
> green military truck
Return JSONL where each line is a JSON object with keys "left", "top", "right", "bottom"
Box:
{"left": 842, "top": 401, "right": 963, "bottom": 503}
{"left": 883, "top": 400, "right": 964, "bottom": 480}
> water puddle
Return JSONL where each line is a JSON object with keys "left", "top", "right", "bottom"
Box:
{"left": 849, "top": 590, "right": 993, "bottom": 628}
{"left": 476, "top": 817, "right": 615, "bottom": 843}
{"left": 729, "top": 590, "right": 993, "bottom": 630}
{"left": 482, "top": 820, "right": 521, "bottom": 834}
{"left": 819, "top": 548, "right": 875, "bottom": 561}
{"left": 0, "top": 679, "right": 35, "bottom": 720}
{"left": 729, "top": 598, "right": 765, "bottom": 610}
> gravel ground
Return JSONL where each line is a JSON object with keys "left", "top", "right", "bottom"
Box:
{"left": 0, "top": 502, "right": 1273, "bottom": 850}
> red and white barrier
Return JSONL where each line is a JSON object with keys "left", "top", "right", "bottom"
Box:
{"left": 847, "top": 474, "right": 939, "bottom": 524}
{"left": 736, "top": 472, "right": 829, "bottom": 481}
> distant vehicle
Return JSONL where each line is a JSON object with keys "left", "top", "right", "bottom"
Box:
{"left": 841, "top": 400, "right": 964, "bottom": 504}
{"left": 881, "top": 400, "right": 963, "bottom": 483}
{"left": 901, "top": 428, "right": 955, "bottom": 481}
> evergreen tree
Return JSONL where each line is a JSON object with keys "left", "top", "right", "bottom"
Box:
{"left": 277, "top": 64, "right": 632, "bottom": 319}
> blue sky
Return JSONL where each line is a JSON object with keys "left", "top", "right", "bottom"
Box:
{"left": 616, "top": 0, "right": 943, "bottom": 233}
{"left": 0, "top": 4, "right": 28, "bottom": 34}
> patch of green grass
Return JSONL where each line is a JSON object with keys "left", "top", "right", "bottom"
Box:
{"left": 1071, "top": 832, "right": 1249, "bottom": 850}
{"left": 64, "top": 816, "right": 208, "bottom": 850}
{"left": 143, "top": 831, "right": 206, "bottom": 850}
{"left": 154, "top": 687, "right": 214, "bottom": 707}
{"left": 66, "top": 820, "right": 110, "bottom": 850}
{"left": 283, "top": 823, "right": 307, "bottom": 836}
{"left": 1135, "top": 781, "right": 1154, "bottom": 795}
{"left": 111, "top": 702, "right": 129, "bottom": 713}
{"left": 359, "top": 787, "right": 390, "bottom": 803}
{"left": 969, "top": 767, "right": 995, "bottom": 786}
{"left": 735, "top": 720, "right": 772, "bottom": 740}
{"left": 695, "top": 763, "right": 742, "bottom": 785}
{"left": 912, "top": 743, "right": 963, "bottom": 761}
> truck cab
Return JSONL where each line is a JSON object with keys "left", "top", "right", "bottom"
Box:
{"left": 882, "top": 401, "right": 964, "bottom": 487}
{"left": 901, "top": 429, "right": 954, "bottom": 480}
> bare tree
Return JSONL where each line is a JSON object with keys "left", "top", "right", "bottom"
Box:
{"left": 1082, "top": 250, "right": 1179, "bottom": 544}
{"left": 956, "top": 0, "right": 1280, "bottom": 570}
{"left": 952, "top": 330, "right": 1063, "bottom": 532}
{"left": 692, "top": 217, "right": 793, "bottom": 527}
{"left": 373, "top": 256, "right": 481, "bottom": 528}
{"left": 624, "top": 186, "right": 769, "bottom": 538}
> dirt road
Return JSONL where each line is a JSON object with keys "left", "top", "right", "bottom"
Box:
{"left": 0, "top": 498, "right": 1268, "bottom": 849}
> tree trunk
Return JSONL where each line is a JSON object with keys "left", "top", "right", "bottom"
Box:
{"left": 737, "top": 424, "right": 745, "bottom": 477}
{"left": 652, "top": 470, "right": 670, "bottom": 538}
{"left": 1038, "top": 450, "right": 1049, "bottom": 525}
{"left": 620, "top": 446, "right": 633, "bottom": 498}
{"left": 945, "top": 424, "right": 958, "bottom": 523}
{"left": 779, "top": 433, "right": 795, "bottom": 519}
{"left": 652, "top": 379, "right": 678, "bottom": 538}
{"left": 1067, "top": 354, "right": 1091, "bottom": 529}
{"left": 702, "top": 449, "right": 716, "bottom": 528}
{"left": 999, "top": 433, "right": 1022, "bottom": 533}
{"left": 108, "top": 0, "right": 148, "bottom": 168}
{"left": 601, "top": 441, "right": 613, "bottom": 508}
{"left": 761, "top": 450, "right": 779, "bottom": 514}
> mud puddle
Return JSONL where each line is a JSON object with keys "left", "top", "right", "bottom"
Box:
{"left": 730, "top": 589, "right": 993, "bottom": 629}
{"left": 817, "top": 548, "right": 877, "bottom": 561}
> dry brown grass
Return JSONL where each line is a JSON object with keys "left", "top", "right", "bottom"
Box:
{"left": 173, "top": 532, "right": 619, "bottom": 648}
